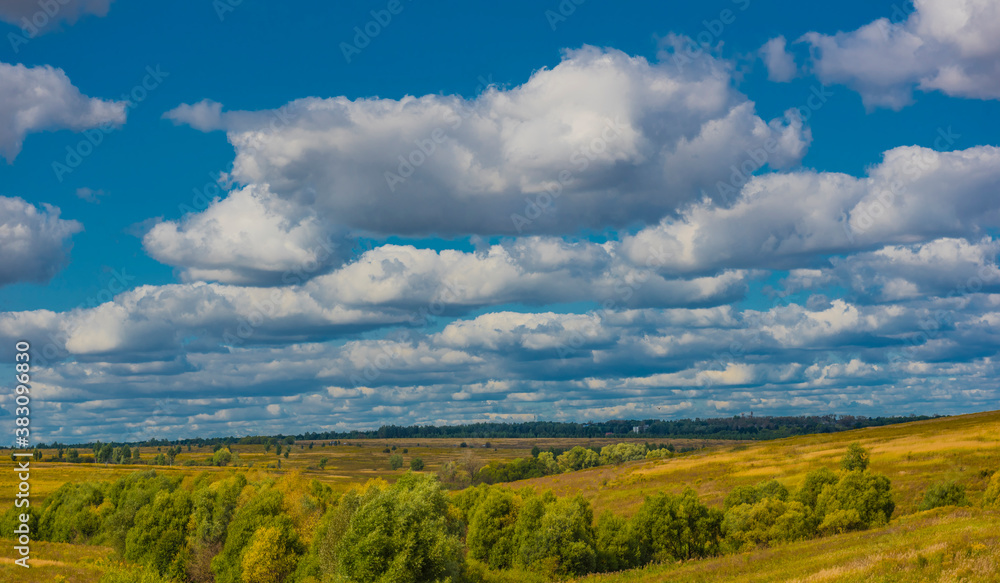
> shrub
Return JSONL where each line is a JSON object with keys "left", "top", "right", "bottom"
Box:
{"left": 918, "top": 481, "right": 970, "bottom": 510}
{"left": 722, "top": 498, "right": 812, "bottom": 551}
{"left": 631, "top": 489, "right": 722, "bottom": 563}
{"left": 410, "top": 457, "right": 425, "bottom": 471}
{"left": 388, "top": 454, "right": 403, "bottom": 470}
{"left": 841, "top": 442, "right": 870, "bottom": 472}
{"left": 815, "top": 470, "right": 894, "bottom": 531}
{"left": 239, "top": 525, "right": 299, "bottom": 583}
{"left": 599, "top": 443, "right": 647, "bottom": 465}
{"left": 467, "top": 489, "right": 520, "bottom": 569}
{"left": 329, "top": 474, "right": 464, "bottom": 583}
{"left": 795, "top": 467, "right": 839, "bottom": 509}
{"left": 557, "top": 446, "right": 600, "bottom": 472}
{"left": 517, "top": 495, "right": 597, "bottom": 577}
{"left": 125, "top": 489, "right": 193, "bottom": 577}
{"left": 984, "top": 471, "right": 1000, "bottom": 509}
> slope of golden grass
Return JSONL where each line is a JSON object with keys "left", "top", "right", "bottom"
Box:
{"left": 0, "top": 538, "right": 111, "bottom": 582}
{"left": 0, "top": 436, "right": 718, "bottom": 507}
{"left": 573, "top": 506, "right": 1000, "bottom": 583}
{"left": 511, "top": 410, "right": 1000, "bottom": 517}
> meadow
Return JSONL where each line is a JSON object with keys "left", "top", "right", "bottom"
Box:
{"left": 0, "top": 410, "right": 997, "bottom": 582}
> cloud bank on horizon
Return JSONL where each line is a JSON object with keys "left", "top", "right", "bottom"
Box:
{"left": 0, "top": 0, "right": 998, "bottom": 443}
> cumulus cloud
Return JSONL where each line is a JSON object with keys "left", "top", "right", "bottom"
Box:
{"left": 160, "top": 46, "right": 810, "bottom": 248}
{"left": 0, "top": 61, "right": 126, "bottom": 161}
{"left": 0, "top": 196, "right": 82, "bottom": 287}
{"left": 760, "top": 36, "right": 797, "bottom": 82}
{"left": 799, "top": 0, "right": 1000, "bottom": 108}
{"left": 623, "top": 145, "right": 1000, "bottom": 274}
{"left": 0, "top": 0, "right": 113, "bottom": 33}
{"left": 143, "top": 185, "right": 346, "bottom": 284}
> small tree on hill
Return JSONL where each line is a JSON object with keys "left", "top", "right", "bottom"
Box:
{"left": 840, "top": 442, "right": 870, "bottom": 471}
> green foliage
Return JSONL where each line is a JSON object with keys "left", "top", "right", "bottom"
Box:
{"left": 599, "top": 443, "right": 647, "bottom": 465}
{"left": 723, "top": 480, "right": 788, "bottom": 511}
{"left": 841, "top": 442, "right": 870, "bottom": 472}
{"left": 521, "top": 496, "right": 597, "bottom": 577}
{"left": 594, "top": 511, "right": 637, "bottom": 572}
{"left": 631, "top": 489, "right": 723, "bottom": 563}
{"left": 795, "top": 467, "right": 839, "bottom": 509}
{"left": 388, "top": 453, "right": 404, "bottom": 470}
{"left": 984, "top": 471, "right": 1000, "bottom": 509}
{"left": 468, "top": 488, "right": 520, "bottom": 569}
{"left": 102, "top": 471, "right": 183, "bottom": 554}
{"left": 240, "top": 525, "right": 300, "bottom": 583}
{"left": 722, "top": 499, "right": 811, "bottom": 551}
{"left": 211, "top": 486, "right": 303, "bottom": 583}
{"left": 410, "top": 457, "right": 425, "bottom": 471}
{"left": 326, "top": 473, "right": 464, "bottom": 583}
{"left": 815, "top": 470, "right": 894, "bottom": 533}
{"left": 557, "top": 446, "right": 600, "bottom": 472}
{"left": 212, "top": 447, "right": 233, "bottom": 466}
{"left": 36, "top": 481, "right": 104, "bottom": 543}
{"left": 125, "top": 488, "right": 193, "bottom": 577}
{"left": 918, "top": 481, "right": 970, "bottom": 510}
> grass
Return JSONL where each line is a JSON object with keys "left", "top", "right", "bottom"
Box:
{"left": 0, "top": 538, "right": 111, "bottom": 582}
{"left": 0, "top": 436, "right": 719, "bottom": 507}
{"left": 573, "top": 506, "right": 1000, "bottom": 582}
{"left": 510, "top": 410, "right": 1000, "bottom": 518}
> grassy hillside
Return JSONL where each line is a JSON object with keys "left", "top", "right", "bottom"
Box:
{"left": 573, "top": 506, "right": 1000, "bottom": 582}
{"left": 512, "top": 410, "right": 1000, "bottom": 517}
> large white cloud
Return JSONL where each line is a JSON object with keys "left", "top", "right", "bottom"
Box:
{"left": 159, "top": 46, "right": 809, "bottom": 252}
{"left": 0, "top": 196, "right": 82, "bottom": 287}
{"left": 0, "top": 61, "right": 126, "bottom": 161}
{"left": 623, "top": 145, "right": 1000, "bottom": 274}
{"left": 799, "top": 0, "right": 1000, "bottom": 108}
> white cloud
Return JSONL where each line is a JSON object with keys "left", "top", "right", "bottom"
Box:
{"left": 760, "top": 36, "right": 797, "bottom": 82}
{"left": 623, "top": 145, "right": 1000, "bottom": 274}
{"left": 0, "top": 61, "right": 126, "bottom": 161}
{"left": 163, "top": 99, "right": 224, "bottom": 132}
{"left": 0, "top": 196, "right": 82, "bottom": 287}
{"left": 161, "top": 46, "right": 809, "bottom": 245}
{"left": 800, "top": 0, "right": 1000, "bottom": 108}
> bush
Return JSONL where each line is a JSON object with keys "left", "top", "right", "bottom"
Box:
{"left": 388, "top": 454, "right": 403, "bottom": 470}
{"left": 557, "top": 446, "right": 600, "bottom": 472}
{"left": 815, "top": 470, "right": 894, "bottom": 531}
{"left": 599, "top": 443, "right": 647, "bottom": 465}
{"left": 410, "top": 457, "right": 425, "bottom": 471}
{"left": 722, "top": 498, "right": 812, "bottom": 551}
{"left": 984, "top": 471, "right": 1000, "bottom": 509}
{"left": 328, "top": 474, "right": 464, "bottom": 583}
{"left": 796, "top": 467, "right": 839, "bottom": 509}
{"left": 918, "top": 481, "right": 970, "bottom": 510}
{"left": 841, "top": 442, "right": 870, "bottom": 472}
{"left": 467, "top": 489, "right": 520, "bottom": 569}
{"left": 125, "top": 489, "right": 193, "bottom": 577}
{"left": 631, "top": 489, "right": 722, "bottom": 563}
{"left": 517, "top": 495, "right": 597, "bottom": 577}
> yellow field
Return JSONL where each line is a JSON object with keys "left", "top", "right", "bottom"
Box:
{"left": 0, "top": 538, "right": 110, "bottom": 582}
{"left": 0, "top": 436, "right": 719, "bottom": 508}
{"left": 510, "top": 410, "right": 1000, "bottom": 517}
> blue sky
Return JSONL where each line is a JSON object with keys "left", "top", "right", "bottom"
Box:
{"left": 1, "top": 0, "right": 999, "bottom": 443}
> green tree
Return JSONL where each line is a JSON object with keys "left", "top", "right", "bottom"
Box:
{"left": 410, "top": 457, "right": 425, "bottom": 471}
{"left": 795, "top": 467, "right": 839, "bottom": 509}
{"left": 841, "top": 442, "right": 870, "bottom": 472}
{"left": 519, "top": 495, "right": 597, "bottom": 577}
{"left": 918, "top": 481, "right": 969, "bottom": 510}
{"left": 594, "top": 510, "right": 638, "bottom": 572}
{"left": 815, "top": 470, "right": 894, "bottom": 533}
{"left": 239, "top": 525, "right": 299, "bottom": 583}
{"left": 630, "top": 489, "right": 723, "bottom": 563}
{"left": 388, "top": 454, "right": 404, "bottom": 470}
{"left": 212, "top": 447, "right": 233, "bottom": 466}
{"left": 557, "top": 446, "right": 600, "bottom": 472}
{"left": 467, "top": 488, "right": 519, "bottom": 569}
{"left": 125, "top": 489, "right": 193, "bottom": 577}
{"left": 329, "top": 474, "right": 463, "bottom": 582}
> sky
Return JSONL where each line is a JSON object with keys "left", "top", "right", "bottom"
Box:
{"left": 1, "top": 0, "right": 999, "bottom": 444}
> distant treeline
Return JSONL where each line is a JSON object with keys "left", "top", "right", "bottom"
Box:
{"left": 300, "top": 414, "right": 939, "bottom": 441}
{"left": 33, "top": 414, "right": 938, "bottom": 450}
